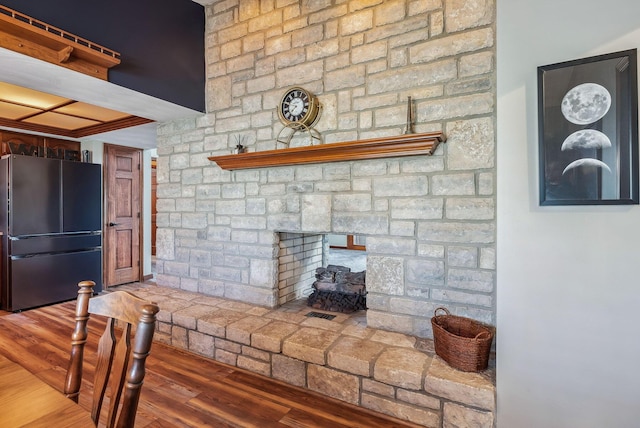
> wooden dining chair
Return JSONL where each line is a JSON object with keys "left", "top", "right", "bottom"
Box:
{"left": 64, "top": 280, "right": 159, "bottom": 428}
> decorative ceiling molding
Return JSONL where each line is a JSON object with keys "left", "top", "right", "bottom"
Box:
{"left": 0, "top": 5, "right": 120, "bottom": 80}
{"left": 0, "top": 81, "right": 153, "bottom": 139}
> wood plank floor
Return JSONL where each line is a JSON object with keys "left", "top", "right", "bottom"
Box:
{"left": 0, "top": 301, "right": 422, "bottom": 427}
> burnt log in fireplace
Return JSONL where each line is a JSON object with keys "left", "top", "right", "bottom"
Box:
{"left": 307, "top": 265, "right": 366, "bottom": 313}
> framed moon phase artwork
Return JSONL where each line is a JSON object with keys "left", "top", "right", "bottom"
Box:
{"left": 537, "top": 49, "right": 639, "bottom": 205}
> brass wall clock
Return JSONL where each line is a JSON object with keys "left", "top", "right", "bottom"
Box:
{"left": 277, "top": 86, "right": 321, "bottom": 129}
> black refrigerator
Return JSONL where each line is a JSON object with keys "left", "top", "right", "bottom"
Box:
{"left": 0, "top": 155, "right": 102, "bottom": 311}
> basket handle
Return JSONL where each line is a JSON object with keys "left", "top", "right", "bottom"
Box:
{"left": 434, "top": 307, "right": 450, "bottom": 316}
{"left": 475, "top": 330, "right": 491, "bottom": 339}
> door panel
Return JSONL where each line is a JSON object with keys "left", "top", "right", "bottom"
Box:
{"left": 9, "top": 156, "right": 61, "bottom": 236}
{"left": 104, "top": 144, "right": 141, "bottom": 287}
{"left": 62, "top": 161, "right": 101, "bottom": 233}
{"left": 10, "top": 249, "right": 101, "bottom": 311}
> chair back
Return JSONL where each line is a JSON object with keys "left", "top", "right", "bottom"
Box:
{"left": 64, "top": 280, "right": 159, "bottom": 428}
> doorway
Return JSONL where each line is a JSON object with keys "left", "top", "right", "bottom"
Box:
{"left": 103, "top": 144, "right": 142, "bottom": 287}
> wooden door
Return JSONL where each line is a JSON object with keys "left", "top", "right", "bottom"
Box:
{"left": 104, "top": 144, "right": 141, "bottom": 287}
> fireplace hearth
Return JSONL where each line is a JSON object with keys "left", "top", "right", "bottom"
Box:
{"left": 307, "top": 265, "right": 366, "bottom": 313}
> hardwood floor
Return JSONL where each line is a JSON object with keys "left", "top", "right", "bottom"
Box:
{"left": 0, "top": 301, "right": 422, "bottom": 427}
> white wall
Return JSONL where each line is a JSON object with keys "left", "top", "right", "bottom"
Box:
{"left": 497, "top": 1, "right": 640, "bottom": 426}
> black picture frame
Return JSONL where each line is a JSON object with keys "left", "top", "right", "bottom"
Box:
{"left": 538, "top": 49, "right": 639, "bottom": 205}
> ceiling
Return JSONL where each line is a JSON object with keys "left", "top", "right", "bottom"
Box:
{"left": 0, "top": 48, "right": 202, "bottom": 149}
{"left": 0, "top": 81, "right": 154, "bottom": 139}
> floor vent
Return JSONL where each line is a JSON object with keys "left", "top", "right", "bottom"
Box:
{"left": 305, "top": 311, "right": 336, "bottom": 320}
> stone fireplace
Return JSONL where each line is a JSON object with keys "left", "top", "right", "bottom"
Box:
{"left": 155, "top": 0, "right": 497, "bottom": 340}
{"left": 151, "top": 2, "right": 497, "bottom": 425}
{"left": 156, "top": 150, "right": 495, "bottom": 338}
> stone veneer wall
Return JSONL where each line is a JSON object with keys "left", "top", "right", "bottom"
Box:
{"left": 155, "top": 0, "right": 496, "bottom": 338}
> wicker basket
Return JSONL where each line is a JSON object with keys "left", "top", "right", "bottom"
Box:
{"left": 431, "top": 307, "right": 495, "bottom": 372}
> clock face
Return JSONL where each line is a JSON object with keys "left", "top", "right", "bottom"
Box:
{"left": 278, "top": 87, "right": 320, "bottom": 128}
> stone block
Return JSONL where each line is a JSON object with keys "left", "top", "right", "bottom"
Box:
{"left": 424, "top": 357, "right": 495, "bottom": 411}
{"left": 443, "top": 402, "right": 494, "bottom": 428}
{"left": 367, "top": 310, "right": 414, "bottom": 335}
{"left": 366, "top": 236, "right": 416, "bottom": 256}
{"left": 307, "top": 364, "right": 360, "bottom": 405}
{"left": 446, "top": 198, "right": 495, "bottom": 221}
{"left": 241, "top": 346, "right": 270, "bottom": 362}
{"left": 417, "top": 222, "right": 495, "bottom": 244}
{"left": 361, "top": 393, "right": 441, "bottom": 428}
{"left": 282, "top": 327, "right": 340, "bottom": 365}
{"left": 479, "top": 247, "right": 496, "bottom": 270}
{"left": 391, "top": 198, "right": 444, "bottom": 220}
{"left": 249, "top": 258, "right": 277, "bottom": 288}
{"left": 173, "top": 304, "right": 219, "bottom": 329}
{"left": 333, "top": 194, "right": 371, "bottom": 212}
{"left": 375, "top": 0, "right": 406, "bottom": 25}
{"left": 406, "top": 258, "right": 446, "bottom": 286}
{"left": 447, "top": 268, "right": 495, "bottom": 292}
{"left": 366, "top": 256, "right": 404, "bottom": 295}
{"left": 389, "top": 297, "right": 436, "bottom": 318}
{"left": 340, "top": 9, "right": 373, "bottom": 35}
{"left": 373, "top": 176, "right": 428, "bottom": 197}
{"left": 332, "top": 213, "right": 388, "bottom": 235}
{"left": 446, "top": 118, "right": 495, "bottom": 170}
{"left": 459, "top": 51, "right": 494, "bottom": 78}
{"left": 301, "top": 194, "right": 332, "bottom": 232}
{"left": 325, "top": 65, "right": 366, "bottom": 91}
{"left": 397, "top": 389, "right": 441, "bottom": 411}
{"left": 171, "top": 325, "right": 188, "bottom": 349}
{"left": 411, "top": 28, "right": 493, "bottom": 64}
{"left": 300, "top": 317, "right": 344, "bottom": 332}
{"left": 352, "top": 40, "right": 387, "bottom": 64}
{"left": 369, "top": 330, "right": 417, "bottom": 348}
{"left": 156, "top": 299, "right": 194, "bottom": 323}
{"left": 276, "top": 60, "right": 324, "bottom": 85}
{"left": 390, "top": 221, "right": 416, "bottom": 237}
{"left": 237, "top": 355, "right": 271, "bottom": 377}
{"left": 214, "top": 337, "right": 242, "bottom": 354}
{"left": 373, "top": 348, "right": 431, "bottom": 390}
{"left": 362, "top": 378, "right": 395, "bottom": 397}
{"left": 157, "top": 321, "right": 172, "bottom": 335}
{"left": 226, "top": 316, "right": 273, "bottom": 345}
{"left": 188, "top": 330, "right": 214, "bottom": 357}
{"left": 448, "top": 247, "right": 478, "bottom": 268}
{"left": 198, "top": 309, "right": 248, "bottom": 338}
{"left": 215, "top": 348, "right": 238, "bottom": 366}
{"left": 328, "top": 336, "right": 386, "bottom": 377}
{"left": 430, "top": 288, "right": 492, "bottom": 307}
{"left": 445, "top": 0, "right": 494, "bottom": 33}
{"left": 431, "top": 173, "right": 475, "bottom": 196}
{"left": 368, "top": 61, "right": 456, "bottom": 95}
{"left": 340, "top": 324, "right": 373, "bottom": 340}
{"left": 272, "top": 354, "right": 306, "bottom": 387}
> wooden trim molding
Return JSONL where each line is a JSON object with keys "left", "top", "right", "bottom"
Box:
{"left": 0, "top": 5, "right": 120, "bottom": 80}
{"left": 208, "top": 132, "right": 446, "bottom": 170}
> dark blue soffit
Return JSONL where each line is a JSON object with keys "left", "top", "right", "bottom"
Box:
{"left": 1, "top": 0, "right": 205, "bottom": 113}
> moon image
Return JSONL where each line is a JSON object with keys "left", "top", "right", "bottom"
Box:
{"left": 562, "top": 158, "right": 612, "bottom": 175}
{"left": 561, "top": 129, "right": 612, "bottom": 151}
{"left": 561, "top": 83, "right": 611, "bottom": 125}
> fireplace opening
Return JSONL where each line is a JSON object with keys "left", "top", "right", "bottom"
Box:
{"left": 277, "top": 233, "right": 367, "bottom": 312}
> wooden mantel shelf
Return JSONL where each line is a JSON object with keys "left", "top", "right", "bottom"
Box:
{"left": 208, "top": 132, "right": 445, "bottom": 170}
